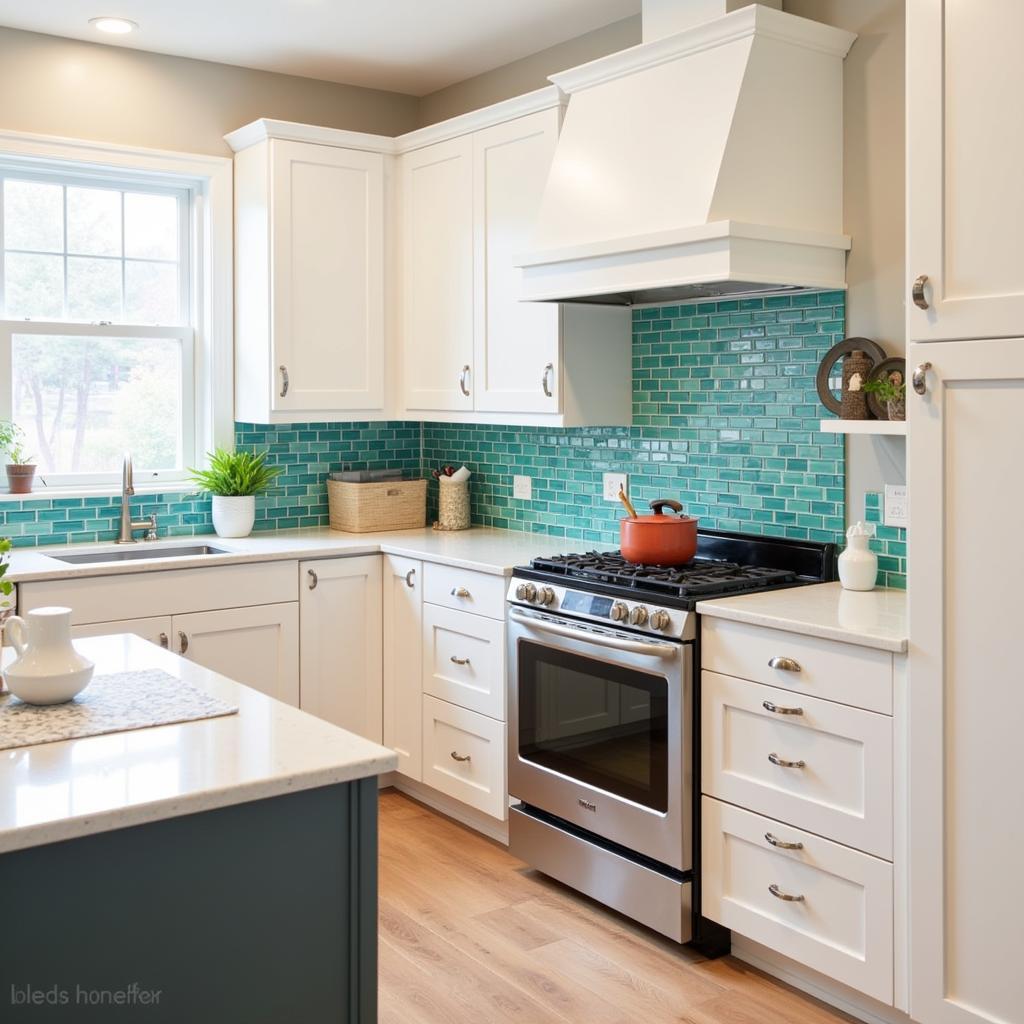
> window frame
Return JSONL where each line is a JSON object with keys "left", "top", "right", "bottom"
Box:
{"left": 0, "top": 130, "right": 233, "bottom": 496}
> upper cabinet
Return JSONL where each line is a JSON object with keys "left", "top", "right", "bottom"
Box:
{"left": 907, "top": 0, "right": 1024, "bottom": 342}
{"left": 229, "top": 125, "right": 389, "bottom": 421}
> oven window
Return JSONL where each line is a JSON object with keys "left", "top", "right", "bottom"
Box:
{"left": 517, "top": 640, "right": 669, "bottom": 812}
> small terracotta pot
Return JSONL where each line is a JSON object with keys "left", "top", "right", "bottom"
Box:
{"left": 6, "top": 464, "right": 35, "bottom": 494}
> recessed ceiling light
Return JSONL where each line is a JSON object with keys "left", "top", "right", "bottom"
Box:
{"left": 89, "top": 16, "right": 138, "bottom": 34}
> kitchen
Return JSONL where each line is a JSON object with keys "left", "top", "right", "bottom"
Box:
{"left": 0, "top": 1, "right": 1014, "bottom": 1022}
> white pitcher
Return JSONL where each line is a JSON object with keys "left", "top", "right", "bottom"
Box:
{"left": 3, "top": 607, "right": 94, "bottom": 705}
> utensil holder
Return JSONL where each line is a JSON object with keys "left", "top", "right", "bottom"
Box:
{"left": 436, "top": 478, "right": 470, "bottom": 532}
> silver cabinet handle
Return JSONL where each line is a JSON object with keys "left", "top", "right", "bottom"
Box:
{"left": 405, "top": 569, "right": 416, "bottom": 589}
{"left": 541, "top": 362, "right": 554, "bottom": 398}
{"left": 450, "top": 655, "right": 471, "bottom": 666}
{"left": 765, "top": 832, "right": 804, "bottom": 850}
{"left": 768, "top": 656, "right": 801, "bottom": 672}
{"left": 450, "top": 586, "right": 470, "bottom": 598}
{"left": 911, "top": 274, "right": 930, "bottom": 310}
{"left": 763, "top": 700, "right": 803, "bottom": 716}
{"left": 768, "top": 752, "right": 805, "bottom": 769}
{"left": 450, "top": 751, "right": 472, "bottom": 763}
{"left": 458, "top": 365, "right": 471, "bottom": 397}
{"left": 913, "top": 361, "right": 932, "bottom": 396}
{"left": 178, "top": 631, "right": 189, "bottom": 655}
{"left": 307, "top": 568, "right": 318, "bottom": 590}
{"left": 279, "top": 364, "right": 289, "bottom": 398}
{"left": 769, "top": 883, "right": 805, "bottom": 903}
{"left": 158, "top": 632, "right": 169, "bottom": 649}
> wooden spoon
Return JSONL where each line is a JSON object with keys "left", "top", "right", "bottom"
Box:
{"left": 618, "top": 486, "right": 638, "bottom": 519}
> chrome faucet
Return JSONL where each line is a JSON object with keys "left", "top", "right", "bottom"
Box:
{"left": 116, "top": 453, "right": 158, "bottom": 544}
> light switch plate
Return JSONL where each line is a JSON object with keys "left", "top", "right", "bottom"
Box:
{"left": 603, "top": 472, "right": 628, "bottom": 503}
{"left": 884, "top": 484, "right": 909, "bottom": 528}
{"left": 513, "top": 475, "right": 532, "bottom": 501}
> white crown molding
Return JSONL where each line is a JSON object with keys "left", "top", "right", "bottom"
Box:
{"left": 224, "top": 119, "right": 399, "bottom": 154}
{"left": 551, "top": 5, "right": 856, "bottom": 94}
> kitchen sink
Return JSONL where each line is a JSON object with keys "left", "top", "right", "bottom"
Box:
{"left": 52, "top": 545, "right": 231, "bottom": 565}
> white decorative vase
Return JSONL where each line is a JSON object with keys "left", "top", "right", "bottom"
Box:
{"left": 211, "top": 495, "right": 256, "bottom": 538}
{"left": 838, "top": 521, "right": 878, "bottom": 592}
{"left": 3, "top": 607, "right": 94, "bottom": 705}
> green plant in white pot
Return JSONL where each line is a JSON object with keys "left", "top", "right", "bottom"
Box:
{"left": 189, "top": 449, "right": 281, "bottom": 538}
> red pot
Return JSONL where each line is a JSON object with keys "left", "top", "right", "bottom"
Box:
{"left": 620, "top": 499, "right": 698, "bottom": 566}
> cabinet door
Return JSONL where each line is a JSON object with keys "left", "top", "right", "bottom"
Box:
{"left": 382, "top": 555, "right": 422, "bottom": 779}
{"left": 400, "top": 136, "right": 474, "bottom": 411}
{"left": 473, "top": 109, "right": 562, "bottom": 414}
{"left": 72, "top": 616, "right": 173, "bottom": 650}
{"left": 299, "top": 556, "right": 382, "bottom": 742}
{"left": 172, "top": 603, "right": 299, "bottom": 706}
{"left": 271, "top": 140, "right": 384, "bottom": 411}
{"left": 907, "top": 1, "right": 1024, "bottom": 341}
{"left": 908, "top": 339, "right": 1024, "bottom": 1024}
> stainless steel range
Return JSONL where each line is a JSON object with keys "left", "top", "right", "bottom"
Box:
{"left": 507, "top": 529, "right": 836, "bottom": 948}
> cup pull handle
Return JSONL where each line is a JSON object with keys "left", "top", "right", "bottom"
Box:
{"left": 768, "top": 656, "right": 801, "bottom": 672}
{"left": 912, "top": 361, "right": 932, "bottom": 396}
{"left": 451, "top": 587, "right": 471, "bottom": 598}
{"left": 158, "top": 632, "right": 169, "bottom": 649}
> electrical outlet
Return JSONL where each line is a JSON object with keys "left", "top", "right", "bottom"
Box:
{"left": 513, "top": 475, "right": 532, "bottom": 501}
{"left": 603, "top": 473, "right": 628, "bottom": 503}
{"left": 884, "top": 484, "right": 909, "bottom": 527}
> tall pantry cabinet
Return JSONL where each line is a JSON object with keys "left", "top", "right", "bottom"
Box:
{"left": 906, "top": 3, "right": 1024, "bottom": 1023}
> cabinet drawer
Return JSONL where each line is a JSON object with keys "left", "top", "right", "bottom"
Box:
{"left": 422, "top": 695, "right": 506, "bottom": 819}
{"left": 423, "top": 562, "right": 506, "bottom": 620}
{"left": 702, "top": 670, "right": 893, "bottom": 859}
{"left": 423, "top": 604, "right": 505, "bottom": 719}
{"left": 702, "top": 797, "right": 893, "bottom": 1005}
{"left": 702, "top": 618, "right": 892, "bottom": 715}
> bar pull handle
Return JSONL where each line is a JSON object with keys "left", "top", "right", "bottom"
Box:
{"left": 769, "top": 884, "right": 805, "bottom": 903}
{"left": 405, "top": 569, "right": 416, "bottom": 588}
{"left": 178, "top": 631, "right": 189, "bottom": 655}
{"left": 541, "top": 362, "right": 554, "bottom": 398}
{"left": 450, "top": 751, "right": 472, "bottom": 763}
{"left": 158, "top": 632, "right": 169, "bottom": 649}
{"left": 911, "top": 274, "right": 930, "bottom": 310}
{"left": 768, "top": 752, "right": 806, "bottom": 769}
{"left": 765, "top": 832, "right": 804, "bottom": 850}
{"left": 307, "top": 568, "right": 318, "bottom": 590}
{"left": 762, "top": 700, "right": 804, "bottom": 716}
{"left": 279, "top": 365, "right": 290, "bottom": 398}
{"left": 913, "top": 361, "right": 932, "bottom": 396}
{"left": 459, "top": 365, "right": 471, "bottom": 397}
{"left": 450, "top": 656, "right": 471, "bottom": 666}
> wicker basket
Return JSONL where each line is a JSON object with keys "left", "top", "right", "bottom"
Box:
{"left": 328, "top": 478, "right": 426, "bottom": 533}
{"left": 435, "top": 478, "right": 471, "bottom": 532}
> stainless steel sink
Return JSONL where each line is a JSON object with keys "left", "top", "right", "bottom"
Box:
{"left": 52, "top": 545, "right": 230, "bottom": 565}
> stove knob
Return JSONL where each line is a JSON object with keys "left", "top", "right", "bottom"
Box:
{"left": 650, "top": 610, "right": 671, "bottom": 631}
{"left": 515, "top": 582, "right": 537, "bottom": 602}
{"left": 610, "top": 601, "right": 629, "bottom": 622}
{"left": 629, "top": 606, "right": 649, "bottom": 626}
{"left": 537, "top": 587, "right": 555, "bottom": 606}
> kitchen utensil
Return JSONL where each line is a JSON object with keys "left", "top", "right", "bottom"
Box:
{"left": 618, "top": 486, "right": 638, "bottom": 519}
{"left": 3, "top": 607, "right": 94, "bottom": 705}
{"left": 815, "top": 337, "right": 887, "bottom": 415}
{"left": 864, "top": 357, "right": 907, "bottom": 420}
{"left": 620, "top": 498, "right": 698, "bottom": 566}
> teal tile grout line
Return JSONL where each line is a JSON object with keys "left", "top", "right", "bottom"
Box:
{"left": 864, "top": 491, "right": 907, "bottom": 589}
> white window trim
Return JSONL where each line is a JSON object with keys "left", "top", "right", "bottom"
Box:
{"left": 0, "top": 128, "right": 233, "bottom": 495}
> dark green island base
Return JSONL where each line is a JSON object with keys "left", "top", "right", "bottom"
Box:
{"left": 0, "top": 778, "right": 379, "bottom": 1023}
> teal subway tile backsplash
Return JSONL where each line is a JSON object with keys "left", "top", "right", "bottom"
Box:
{"left": 423, "top": 293, "right": 846, "bottom": 546}
{"left": 864, "top": 491, "right": 907, "bottom": 589}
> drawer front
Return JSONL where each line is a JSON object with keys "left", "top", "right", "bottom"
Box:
{"left": 702, "top": 797, "right": 893, "bottom": 1005}
{"left": 702, "top": 670, "right": 893, "bottom": 858}
{"left": 702, "top": 618, "right": 892, "bottom": 715}
{"left": 423, "top": 562, "right": 506, "bottom": 620}
{"left": 423, "top": 604, "right": 506, "bottom": 719}
{"left": 422, "top": 695, "right": 506, "bottom": 819}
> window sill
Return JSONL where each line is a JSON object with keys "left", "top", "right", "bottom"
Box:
{"left": 0, "top": 481, "right": 196, "bottom": 503}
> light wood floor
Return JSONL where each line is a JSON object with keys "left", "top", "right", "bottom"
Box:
{"left": 378, "top": 790, "right": 856, "bottom": 1024}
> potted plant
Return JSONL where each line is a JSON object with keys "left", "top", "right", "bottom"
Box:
{"left": 863, "top": 374, "right": 906, "bottom": 421}
{"left": 0, "top": 422, "right": 35, "bottom": 494}
{"left": 188, "top": 448, "right": 281, "bottom": 538}
{"left": 0, "top": 537, "right": 15, "bottom": 684}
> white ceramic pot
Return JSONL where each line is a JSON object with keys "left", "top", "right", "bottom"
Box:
{"left": 3, "top": 607, "right": 94, "bottom": 705}
{"left": 211, "top": 494, "right": 256, "bottom": 538}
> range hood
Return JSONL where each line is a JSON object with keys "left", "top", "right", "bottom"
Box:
{"left": 519, "top": 2, "right": 856, "bottom": 305}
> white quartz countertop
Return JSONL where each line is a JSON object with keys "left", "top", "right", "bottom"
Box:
{"left": 0, "top": 635, "right": 397, "bottom": 854}
{"left": 697, "top": 581, "right": 908, "bottom": 653}
{"left": 5, "top": 526, "right": 600, "bottom": 584}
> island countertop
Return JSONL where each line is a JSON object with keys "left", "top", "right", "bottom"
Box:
{"left": 0, "top": 634, "right": 397, "bottom": 854}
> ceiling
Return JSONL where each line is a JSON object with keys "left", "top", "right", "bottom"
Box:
{"left": 0, "top": 0, "right": 642, "bottom": 96}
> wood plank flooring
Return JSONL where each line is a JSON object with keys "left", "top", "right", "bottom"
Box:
{"left": 378, "top": 790, "right": 857, "bottom": 1024}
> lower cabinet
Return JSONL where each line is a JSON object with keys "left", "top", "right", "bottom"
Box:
{"left": 382, "top": 554, "right": 423, "bottom": 779}
{"left": 72, "top": 615, "right": 173, "bottom": 650}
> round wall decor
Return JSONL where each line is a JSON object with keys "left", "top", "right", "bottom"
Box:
{"left": 815, "top": 337, "right": 888, "bottom": 416}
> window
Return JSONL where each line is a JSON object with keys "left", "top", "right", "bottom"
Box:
{"left": 0, "top": 165, "right": 197, "bottom": 486}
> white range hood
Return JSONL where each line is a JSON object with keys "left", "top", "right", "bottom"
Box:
{"left": 519, "top": 2, "right": 857, "bottom": 305}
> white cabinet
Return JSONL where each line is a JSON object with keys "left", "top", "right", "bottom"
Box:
{"left": 382, "top": 555, "right": 423, "bottom": 779}
{"left": 907, "top": 338, "right": 1024, "bottom": 1024}
{"left": 399, "top": 136, "right": 475, "bottom": 412}
{"left": 299, "top": 556, "right": 382, "bottom": 742}
{"left": 72, "top": 616, "right": 173, "bottom": 649}
{"left": 231, "top": 128, "right": 388, "bottom": 420}
{"left": 422, "top": 603, "right": 505, "bottom": 719}
{"left": 173, "top": 603, "right": 299, "bottom": 706}
{"left": 907, "top": 0, "right": 1024, "bottom": 342}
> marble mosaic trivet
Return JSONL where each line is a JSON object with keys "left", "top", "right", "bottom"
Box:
{"left": 0, "top": 669, "right": 238, "bottom": 750}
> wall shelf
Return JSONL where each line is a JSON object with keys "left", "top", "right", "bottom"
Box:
{"left": 820, "top": 419, "right": 907, "bottom": 436}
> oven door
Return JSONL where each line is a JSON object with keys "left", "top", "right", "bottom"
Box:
{"left": 508, "top": 606, "right": 692, "bottom": 871}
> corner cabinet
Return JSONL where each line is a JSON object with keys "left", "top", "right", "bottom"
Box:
{"left": 228, "top": 123, "right": 389, "bottom": 421}
{"left": 382, "top": 554, "right": 424, "bottom": 779}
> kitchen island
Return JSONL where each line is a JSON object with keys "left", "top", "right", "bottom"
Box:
{"left": 0, "top": 634, "right": 396, "bottom": 1024}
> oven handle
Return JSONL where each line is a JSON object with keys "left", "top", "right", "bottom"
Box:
{"left": 508, "top": 608, "right": 677, "bottom": 659}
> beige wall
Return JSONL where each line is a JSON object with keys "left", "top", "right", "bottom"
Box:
{"left": 0, "top": 27, "right": 419, "bottom": 156}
